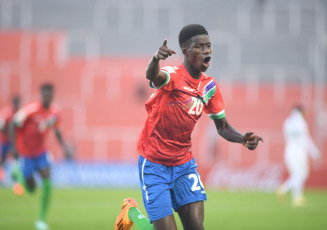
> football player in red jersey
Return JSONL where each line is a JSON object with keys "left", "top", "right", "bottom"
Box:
{"left": 0, "top": 95, "right": 20, "bottom": 182}
{"left": 115, "top": 24, "right": 263, "bottom": 230}
{"left": 9, "top": 83, "right": 71, "bottom": 230}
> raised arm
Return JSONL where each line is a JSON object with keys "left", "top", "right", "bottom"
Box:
{"left": 214, "top": 117, "right": 263, "bottom": 150}
{"left": 146, "top": 39, "right": 176, "bottom": 87}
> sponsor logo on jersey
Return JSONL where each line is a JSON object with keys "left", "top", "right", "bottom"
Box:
{"left": 184, "top": 86, "right": 195, "bottom": 92}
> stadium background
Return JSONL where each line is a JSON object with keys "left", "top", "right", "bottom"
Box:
{"left": 0, "top": 0, "right": 326, "bottom": 229}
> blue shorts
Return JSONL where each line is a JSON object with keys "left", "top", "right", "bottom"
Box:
{"left": 1, "top": 142, "right": 11, "bottom": 162}
{"left": 20, "top": 152, "right": 51, "bottom": 180}
{"left": 138, "top": 155, "right": 207, "bottom": 222}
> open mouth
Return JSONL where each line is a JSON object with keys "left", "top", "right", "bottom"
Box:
{"left": 203, "top": 56, "right": 211, "bottom": 64}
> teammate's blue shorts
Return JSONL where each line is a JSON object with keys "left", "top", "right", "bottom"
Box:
{"left": 138, "top": 155, "right": 207, "bottom": 222}
{"left": 19, "top": 152, "right": 51, "bottom": 180}
{"left": 1, "top": 142, "right": 11, "bottom": 162}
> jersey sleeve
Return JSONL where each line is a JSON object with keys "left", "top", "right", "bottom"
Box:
{"left": 13, "top": 103, "right": 38, "bottom": 127}
{"left": 204, "top": 80, "right": 225, "bottom": 119}
{"left": 13, "top": 108, "right": 29, "bottom": 127}
{"left": 149, "top": 66, "right": 179, "bottom": 91}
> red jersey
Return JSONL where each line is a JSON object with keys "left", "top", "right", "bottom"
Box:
{"left": 13, "top": 102, "right": 61, "bottom": 157}
{"left": 0, "top": 106, "right": 17, "bottom": 143}
{"left": 137, "top": 64, "right": 225, "bottom": 166}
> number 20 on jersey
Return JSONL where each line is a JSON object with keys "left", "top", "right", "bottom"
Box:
{"left": 188, "top": 97, "right": 204, "bottom": 116}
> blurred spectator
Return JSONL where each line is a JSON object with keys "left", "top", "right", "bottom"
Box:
{"left": 276, "top": 105, "right": 320, "bottom": 207}
{"left": 136, "top": 84, "right": 148, "bottom": 102}
{"left": 0, "top": 95, "right": 20, "bottom": 182}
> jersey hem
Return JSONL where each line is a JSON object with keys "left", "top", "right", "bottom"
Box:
{"left": 19, "top": 149, "right": 47, "bottom": 158}
{"left": 139, "top": 152, "right": 193, "bottom": 167}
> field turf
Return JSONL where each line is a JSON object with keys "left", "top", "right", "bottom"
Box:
{"left": 0, "top": 188, "right": 326, "bottom": 230}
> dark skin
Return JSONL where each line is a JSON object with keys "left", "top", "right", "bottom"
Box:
{"left": 147, "top": 36, "right": 263, "bottom": 229}
{"left": 0, "top": 96, "right": 20, "bottom": 136}
{"left": 9, "top": 87, "right": 71, "bottom": 192}
{"left": 0, "top": 96, "right": 20, "bottom": 166}
{"left": 12, "top": 96, "right": 20, "bottom": 111}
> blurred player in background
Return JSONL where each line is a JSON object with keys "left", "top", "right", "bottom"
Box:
{"left": 115, "top": 24, "right": 263, "bottom": 230}
{"left": 0, "top": 95, "right": 20, "bottom": 182}
{"left": 9, "top": 83, "right": 71, "bottom": 230}
{"left": 277, "top": 105, "right": 320, "bottom": 207}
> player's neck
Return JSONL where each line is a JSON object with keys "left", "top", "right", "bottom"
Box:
{"left": 183, "top": 61, "right": 201, "bottom": 80}
{"left": 42, "top": 103, "right": 50, "bottom": 109}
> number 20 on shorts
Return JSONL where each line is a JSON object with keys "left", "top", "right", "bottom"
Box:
{"left": 189, "top": 173, "right": 204, "bottom": 191}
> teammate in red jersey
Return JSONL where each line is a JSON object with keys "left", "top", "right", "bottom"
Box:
{"left": 0, "top": 95, "right": 20, "bottom": 182}
{"left": 115, "top": 24, "right": 263, "bottom": 230}
{"left": 9, "top": 83, "right": 71, "bottom": 230}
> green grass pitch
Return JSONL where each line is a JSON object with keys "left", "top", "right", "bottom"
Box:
{"left": 0, "top": 188, "right": 327, "bottom": 230}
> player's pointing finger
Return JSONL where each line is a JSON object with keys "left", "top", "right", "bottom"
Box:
{"left": 244, "top": 131, "right": 254, "bottom": 137}
{"left": 162, "top": 39, "right": 167, "bottom": 48}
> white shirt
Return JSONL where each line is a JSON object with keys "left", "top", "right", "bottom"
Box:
{"left": 283, "top": 110, "right": 320, "bottom": 169}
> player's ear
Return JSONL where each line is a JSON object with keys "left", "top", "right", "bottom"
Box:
{"left": 182, "top": 48, "right": 187, "bottom": 55}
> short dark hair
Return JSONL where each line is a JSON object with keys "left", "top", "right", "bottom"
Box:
{"left": 294, "top": 104, "right": 304, "bottom": 113}
{"left": 178, "top": 24, "right": 209, "bottom": 49}
{"left": 40, "top": 83, "right": 54, "bottom": 91}
{"left": 12, "top": 95, "right": 20, "bottom": 101}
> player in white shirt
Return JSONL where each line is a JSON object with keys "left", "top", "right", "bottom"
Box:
{"left": 277, "top": 105, "right": 320, "bottom": 206}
